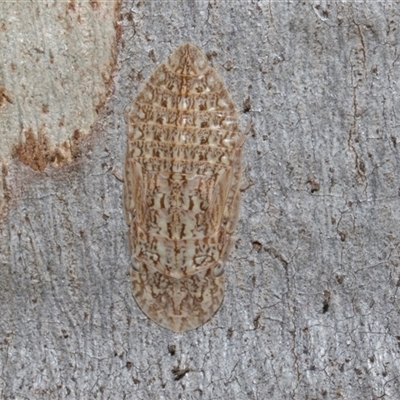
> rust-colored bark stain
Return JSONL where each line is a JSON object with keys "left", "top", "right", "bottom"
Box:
{"left": 70, "top": 129, "right": 83, "bottom": 160}
{"left": 13, "top": 128, "right": 51, "bottom": 171}
{"left": 12, "top": 128, "right": 83, "bottom": 172}
{"left": 90, "top": 0, "right": 100, "bottom": 10}
{"left": 0, "top": 87, "right": 13, "bottom": 106}
{"left": 1, "top": 164, "right": 10, "bottom": 204}
{"left": 0, "top": 0, "right": 122, "bottom": 219}
{"left": 68, "top": 0, "right": 76, "bottom": 12}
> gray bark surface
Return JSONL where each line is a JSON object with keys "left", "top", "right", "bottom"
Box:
{"left": 1, "top": 1, "right": 400, "bottom": 399}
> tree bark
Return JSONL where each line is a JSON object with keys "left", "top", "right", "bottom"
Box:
{"left": 1, "top": 1, "right": 400, "bottom": 399}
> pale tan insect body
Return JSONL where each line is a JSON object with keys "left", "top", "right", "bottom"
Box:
{"left": 124, "top": 43, "right": 244, "bottom": 332}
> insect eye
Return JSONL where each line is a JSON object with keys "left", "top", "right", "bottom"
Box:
{"left": 212, "top": 263, "right": 224, "bottom": 277}
{"left": 131, "top": 256, "right": 142, "bottom": 272}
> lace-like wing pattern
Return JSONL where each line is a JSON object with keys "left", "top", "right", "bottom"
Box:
{"left": 124, "top": 43, "right": 243, "bottom": 332}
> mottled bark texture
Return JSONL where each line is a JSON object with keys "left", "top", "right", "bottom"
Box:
{"left": 1, "top": 2, "right": 400, "bottom": 399}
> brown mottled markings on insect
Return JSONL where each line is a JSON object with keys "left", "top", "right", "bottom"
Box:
{"left": 124, "top": 43, "right": 244, "bottom": 332}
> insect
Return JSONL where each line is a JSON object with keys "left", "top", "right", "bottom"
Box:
{"left": 124, "top": 43, "right": 244, "bottom": 332}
